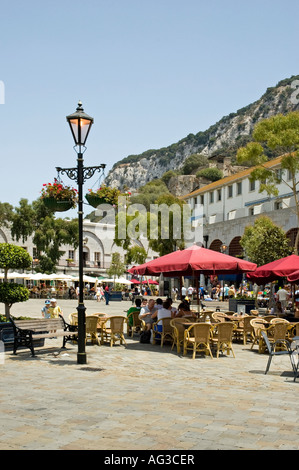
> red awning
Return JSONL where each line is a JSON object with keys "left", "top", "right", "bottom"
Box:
{"left": 247, "top": 254, "right": 299, "bottom": 283}
{"left": 128, "top": 245, "right": 257, "bottom": 277}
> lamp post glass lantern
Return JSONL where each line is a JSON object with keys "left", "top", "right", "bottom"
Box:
{"left": 66, "top": 101, "right": 94, "bottom": 147}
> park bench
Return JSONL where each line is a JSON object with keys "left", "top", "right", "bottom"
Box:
{"left": 9, "top": 315, "right": 78, "bottom": 356}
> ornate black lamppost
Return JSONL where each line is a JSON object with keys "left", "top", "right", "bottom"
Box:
{"left": 57, "top": 101, "right": 105, "bottom": 364}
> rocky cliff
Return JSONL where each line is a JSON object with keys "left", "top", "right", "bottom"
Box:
{"left": 104, "top": 76, "right": 299, "bottom": 191}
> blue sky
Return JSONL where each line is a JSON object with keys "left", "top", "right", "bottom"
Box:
{"left": 1, "top": 0, "right": 299, "bottom": 217}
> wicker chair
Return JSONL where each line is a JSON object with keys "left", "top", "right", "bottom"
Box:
{"left": 69, "top": 312, "right": 78, "bottom": 325}
{"left": 103, "top": 316, "right": 127, "bottom": 347}
{"left": 270, "top": 318, "right": 290, "bottom": 324}
{"left": 233, "top": 315, "right": 256, "bottom": 345}
{"left": 211, "top": 322, "right": 236, "bottom": 358}
{"left": 263, "top": 315, "right": 277, "bottom": 322}
{"left": 267, "top": 322, "right": 289, "bottom": 351}
{"left": 183, "top": 323, "right": 213, "bottom": 359}
{"left": 92, "top": 313, "right": 108, "bottom": 344}
{"left": 288, "top": 322, "right": 299, "bottom": 341}
{"left": 170, "top": 318, "right": 191, "bottom": 354}
{"left": 211, "top": 312, "right": 227, "bottom": 323}
{"left": 85, "top": 315, "right": 100, "bottom": 345}
{"left": 127, "top": 310, "right": 142, "bottom": 337}
{"left": 250, "top": 318, "right": 268, "bottom": 353}
{"left": 250, "top": 309, "right": 259, "bottom": 316}
{"left": 152, "top": 317, "right": 174, "bottom": 347}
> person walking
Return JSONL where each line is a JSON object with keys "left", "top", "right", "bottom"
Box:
{"left": 104, "top": 285, "right": 110, "bottom": 305}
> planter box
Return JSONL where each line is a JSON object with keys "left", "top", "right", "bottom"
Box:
{"left": 228, "top": 299, "right": 256, "bottom": 314}
{"left": 0, "top": 322, "right": 45, "bottom": 351}
{"left": 110, "top": 291, "right": 122, "bottom": 302}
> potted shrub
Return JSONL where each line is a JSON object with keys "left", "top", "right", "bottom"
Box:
{"left": 41, "top": 180, "right": 78, "bottom": 212}
{"left": 85, "top": 185, "right": 130, "bottom": 208}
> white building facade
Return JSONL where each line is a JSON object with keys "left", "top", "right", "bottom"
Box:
{"left": 0, "top": 219, "right": 156, "bottom": 277}
{"left": 181, "top": 155, "right": 299, "bottom": 256}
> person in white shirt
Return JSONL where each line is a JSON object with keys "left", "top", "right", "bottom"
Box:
{"left": 139, "top": 299, "right": 157, "bottom": 330}
{"left": 276, "top": 287, "right": 289, "bottom": 310}
{"left": 151, "top": 298, "right": 175, "bottom": 332}
{"left": 187, "top": 286, "right": 193, "bottom": 296}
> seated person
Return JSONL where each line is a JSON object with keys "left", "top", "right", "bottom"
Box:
{"left": 127, "top": 298, "right": 142, "bottom": 331}
{"left": 139, "top": 298, "right": 157, "bottom": 330}
{"left": 175, "top": 300, "right": 197, "bottom": 319}
{"left": 155, "top": 298, "right": 163, "bottom": 310}
{"left": 270, "top": 300, "right": 285, "bottom": 317}
{"left": 151, "top": 298, "right": 175, "bottom": 332}
{"left": 166, "top": 297, "right": 178, "bottom": 316}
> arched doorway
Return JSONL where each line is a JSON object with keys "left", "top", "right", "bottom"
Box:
{"left": 229, "top": 236, "right": 243, "bottom": 258}
{"left": 209, "top": 239, "right": 223, "bottom": 252}
{"left": 286, "top": 228, "right": 298, "bottom": 253}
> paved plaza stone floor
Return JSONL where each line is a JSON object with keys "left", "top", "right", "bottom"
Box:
{"left": 1, "top": 298, "right": 299, "bottom": 451}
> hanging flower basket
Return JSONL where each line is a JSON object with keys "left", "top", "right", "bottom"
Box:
{"left": 43, "top": 197, "right": 75, "bottom": 212}
{"left": 40, "top": 181, "right": 78, "bottom": 212}
{"left": 85, "top": 193, "right": 109, "bottom": 208}
{"left": 85, "top": 186, "right": 122, "bottom": 208}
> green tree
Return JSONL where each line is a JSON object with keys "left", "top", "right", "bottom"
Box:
{"left": 11, "top": 198, "right": 78, "bottom": 273}
{"left": 124, "top": 245, "right": 147, "bottom": 266}
{"left": 240, "top": 216, "right": 291, "bottom": 266}
{"left": 181, "top": 153, "right": 208, "bottom": 175}
{"left": 237, "top": 111, "right": 299, "bottom": 253}
{"left": 130, "top": 180, "right": 169, "bottom": 211}
{"left": 148, "top": 193, "right": 186, "bottom": 256}
{"left": 106, "top": 253, "right": 125, "bottom": 285}
{"left": 0, "top": 243, "right": 32, "bottom": 318}
{"left": 196, "top": 167, "right": 223, "bottom": 181}
{"left": 0, "top": 202, "right": 14, "bottom": 228}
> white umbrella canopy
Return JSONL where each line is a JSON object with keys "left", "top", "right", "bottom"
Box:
{"left": 71, "top": 275, "right": 98, "bottom": 283}
{"left": 116, "top": 277, "right": 134, "bottom": 285}
{"left": 99, "top": 277, "right": 133, "bottom": 285}
{"left": 27, "top": 273, "right": 51, "bottom": 280}
{"left": 6, "top": 272, "right": 32, "bottom": 279}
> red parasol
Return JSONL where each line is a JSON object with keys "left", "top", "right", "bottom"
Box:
{"left": 287, "top": 270, "right": 299, "bottom": 282}
{"left": 128, "top": 245, "right": 257, "bottom": 277}
{"left": 247, "top": 254, "right": 299, "bottom": 283}
{"left": 130, "top": 279, "right": 140, "bottom": 284}
{"left": 142, "top": 279, "right": 159, "bottom": 285}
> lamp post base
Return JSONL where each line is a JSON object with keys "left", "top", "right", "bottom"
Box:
{"left": 77, "top": 352, "right": 87, "bottom": 364}
{"left": 77, "top": 302, "right": 87, "bottom": 365}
